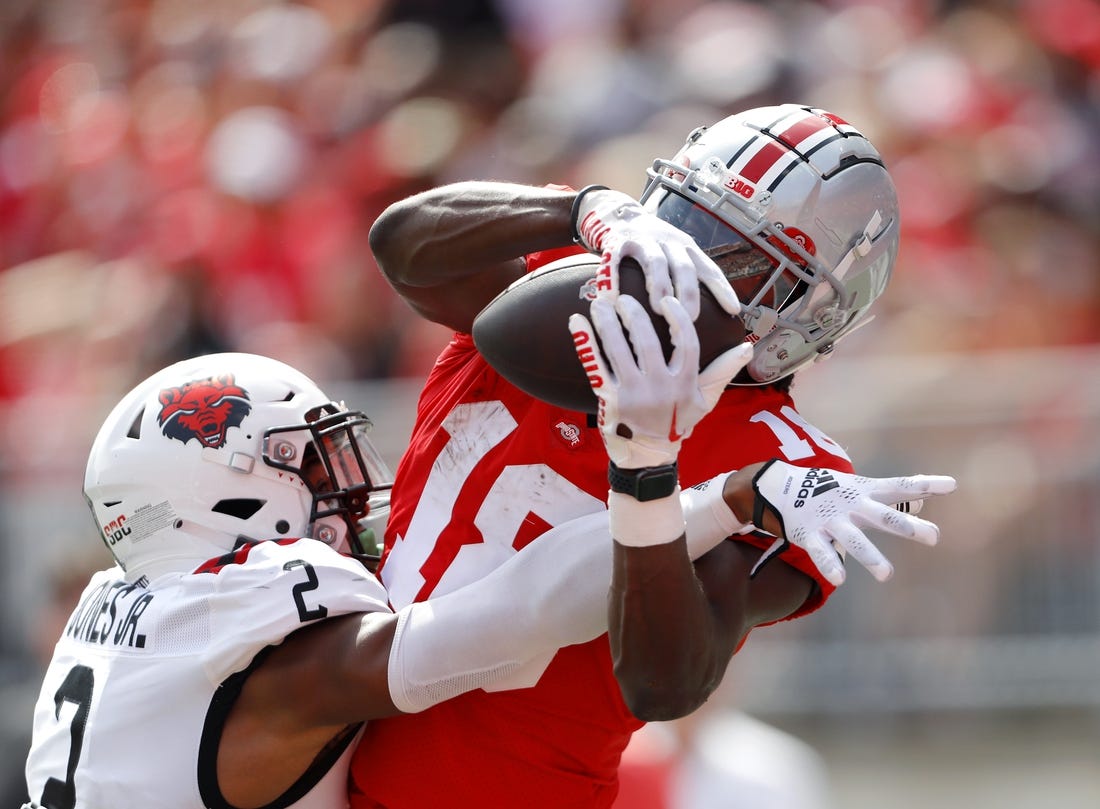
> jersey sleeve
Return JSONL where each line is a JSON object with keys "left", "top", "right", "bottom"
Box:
{"left": 196, "top": 539, "right": 391, "bottom": 683}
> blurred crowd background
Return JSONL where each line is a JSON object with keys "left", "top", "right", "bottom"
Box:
{"left": 1, "top": 0, "right": 1098, "bottom": 807}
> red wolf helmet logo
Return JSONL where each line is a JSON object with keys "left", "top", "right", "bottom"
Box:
{"left": 157, "top": 375, "right": 252, "bottom": 449}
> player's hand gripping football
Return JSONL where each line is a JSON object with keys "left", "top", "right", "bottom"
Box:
{"left": 568, "top": 294, "right": 753, "bottom": 470}
{"left": 571, "top": 186, "right": 742, "bottom": 321}
{"left": 748, "top": 459, "right": 958, "bottom": 586}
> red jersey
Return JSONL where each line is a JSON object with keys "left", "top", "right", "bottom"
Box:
{"left": 349, "top": 255, "right": 854, "bottom": 809}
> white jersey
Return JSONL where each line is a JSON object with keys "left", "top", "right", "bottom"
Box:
{"left": 24, "top": 538, "right": 390, "bottom": 809}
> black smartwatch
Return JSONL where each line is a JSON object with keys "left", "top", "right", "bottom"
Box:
{"left": 608, "top": 461, "right": 679, "bottom": 502}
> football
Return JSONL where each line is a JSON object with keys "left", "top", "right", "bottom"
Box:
{"left": 471, "top": 253, "right": 747, "bottom": 413}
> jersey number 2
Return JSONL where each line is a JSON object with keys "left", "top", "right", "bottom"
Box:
{"left": 285, "top": 559, "right": 329, "bottom": 622}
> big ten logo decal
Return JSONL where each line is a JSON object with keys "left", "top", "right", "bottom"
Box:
{"left": 723, "top": 175, "right": 755, "bottom": 199}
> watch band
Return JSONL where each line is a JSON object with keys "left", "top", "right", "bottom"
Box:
{"left": 608, "top": 461, "right": 679, "bottom": 502}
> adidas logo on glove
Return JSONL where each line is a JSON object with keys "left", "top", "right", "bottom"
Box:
{"left": 794, "top": 468, "right": 840, "bottom": 507}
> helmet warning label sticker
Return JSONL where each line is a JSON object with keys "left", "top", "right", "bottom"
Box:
{"left": 124, "top": 501, "right": 177, "bottom": 544}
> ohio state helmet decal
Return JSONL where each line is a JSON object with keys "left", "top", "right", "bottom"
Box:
{"left": 157, "top": 375, "right": 252, "bottom": 449}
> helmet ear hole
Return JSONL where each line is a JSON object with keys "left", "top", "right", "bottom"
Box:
{"left": 127, "top": 408, "right": 144, "bottom": 439}
{"left": 211, "top": 499, "right": 266, "bottom": 520}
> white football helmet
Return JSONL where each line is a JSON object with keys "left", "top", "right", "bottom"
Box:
{"left": 84, "top": 352, "right": 393, "bottom": 581}
{"left": 641, "top": 103, "right": 900, "bottom": 383}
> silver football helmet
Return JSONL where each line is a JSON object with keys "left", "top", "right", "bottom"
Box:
{"left": 84, "top": 353, "right": 393, "bottom": 580}
{"left": 641, "top": 103, "right": 900, "bottom": 383}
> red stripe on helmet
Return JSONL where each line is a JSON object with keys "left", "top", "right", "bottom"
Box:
{"left": 818, "top": 110, "right": 852, "bottom": 127}
{"left": 775, "top": 114, "right": 831, "bottom": 151}
{"left": 739, "top": 140, "right": 787, "bottom": 184}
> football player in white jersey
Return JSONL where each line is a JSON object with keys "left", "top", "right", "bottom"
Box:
{"left": 23, "top": 350, "right": 952, "bottom": 809}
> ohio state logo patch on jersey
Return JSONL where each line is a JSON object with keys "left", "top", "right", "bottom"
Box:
{"left": 157, "top": 375, "right": 252, "bottom": 448}
{"left": 553, "top": 419, "right": 585, "bottom": 449}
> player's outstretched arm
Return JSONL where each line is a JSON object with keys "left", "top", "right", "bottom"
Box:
{"left": 223, "top": 457, "right": 956, "bottom": 804}
{"left": 379, "top": 460, "right": 955, "bottom": 715}
{"left": 368, "top": 181, "right": 577, "bottom": 331}
{"left": 368, "top": 180, "right": 740, "bottom": 333}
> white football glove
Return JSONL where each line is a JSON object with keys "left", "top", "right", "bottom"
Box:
{"left": 749, "top": 459, "right": 958, "bottom": 587}
{"left": 568, "top": 294, "right": 753, "bottom": 469}
{"left": 571, "top": 186, "right": 742, "bottom": 321}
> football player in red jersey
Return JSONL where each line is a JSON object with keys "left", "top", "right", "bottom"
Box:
{"left": 348, "top": 104, "right": 949, "bottom": 808}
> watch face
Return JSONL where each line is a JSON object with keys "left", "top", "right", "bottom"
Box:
{"left": 609, "top": 463, "right": 679, "bottom": 501}
{"left": 636, "top": 467, "right": 679, "bottom": 501}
